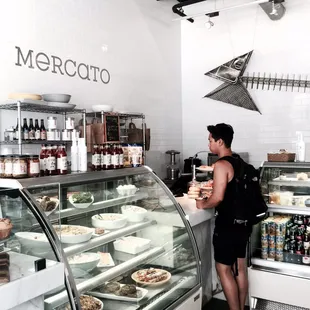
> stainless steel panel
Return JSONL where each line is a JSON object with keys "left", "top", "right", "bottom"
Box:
{"left": 262, "top": 161, "right": 310, "bottom": 169}
{"left": 255, "top": 299, "right": 309, "bottom": 310}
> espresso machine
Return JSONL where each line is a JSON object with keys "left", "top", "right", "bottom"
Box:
{"left": 165, "top": 150, "right": 181, "bottom": 180}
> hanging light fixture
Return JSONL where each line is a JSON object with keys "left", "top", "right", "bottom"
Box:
{"left": 205, "top": 15, "right": 214, "bottom": 29}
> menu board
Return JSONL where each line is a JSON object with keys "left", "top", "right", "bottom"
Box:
{"left": 104, "top": 115, "right": 120, "bottom": 143}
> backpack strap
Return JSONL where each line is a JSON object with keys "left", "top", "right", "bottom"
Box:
{"left": 217, "top": 155, "right": 245, "bottom": 179}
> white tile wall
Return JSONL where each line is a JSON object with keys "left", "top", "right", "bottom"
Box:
{"left": 0, "top": 0, "right": 182, "bottom": 178}
{"left": 181, "top": 0, "right": 310, "bottom": 168}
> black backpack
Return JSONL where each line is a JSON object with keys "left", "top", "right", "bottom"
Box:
{"left": 220, "top": 156, "right": 268, "bottom": 226}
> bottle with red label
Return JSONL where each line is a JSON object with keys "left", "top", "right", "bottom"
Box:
{"left": 111, "top": 144, "right": 119, "bottom": 169}
{"left": 40, "top": 144, "right": 47, "bottom": 176}
{"left": 57, "top": 145, "right": 68, "bottom": 175}
{"left": 100, "top": 145, "right": 104, "bottom": 169}
{"left": 46, "top": 145, "right": 57, "bottom": 176}
{"left": 118, "top": 144, "right": 124, "bottom": 168}
{"left": 92, "top": 145, "right": 101, "bottom": 171}
{"left": 102, "top": 143, "right": 112, "bottom": 170}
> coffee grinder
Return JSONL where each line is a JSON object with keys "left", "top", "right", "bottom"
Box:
{"left": 166, "top": 150, "right": 180, "bottom": 180}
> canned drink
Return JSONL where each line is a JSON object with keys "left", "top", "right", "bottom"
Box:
{"left": 268, "top": 222, "right": 276, "bottom": 236}
{"left": 268, "top": 247, "right": 275, "bottom": 259}
{"left": 261, "top": 248, "right": 268, "bottom": 259}
{"left": 261, "top": 234, "right": 268, "bottom": 247}
{"left": 276, "top": 223, "right": 285, "bottom": 236}
{"left": 261, "top": 222, "right": 269, "bottom": 235}
{"left": 268, "top": 235, "right": 276, "bottom": 248}
{"left": 275, "top": 249, "right": 284, "bottom": 262}
{"left": 276, "top": 235, "right": 285, "bottom": 249}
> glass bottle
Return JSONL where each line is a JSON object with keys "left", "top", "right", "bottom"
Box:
{"left": 40, "top": 119, "right": 46, "bottom": 140}
{"left": 40, "top": 145, "right": 47, "bottom": 176}
{"left": 57, "top": 145, "right": 68, "bottom": 175}
{"left": 92, "top": 144, "right": 101, "bottom": 171}
{"left": 34, "top": 119, "right": 40, "bottom": 140}
{"left": 118, "top": 144, "right": 124, "bottom": 168}
{"left": 22, "top": 118, "right": 29, "bottom": 140}
{"left": 29, "top": 118, "right": 35, "bottom": 140}
{"left": 100, "top": 145, "right": 104, "bottom": 170}
{"left": 14, "top": 118, "right": 22, "bottom": 140}
{"left": 111, "top": 144, "right": 119, "bottom": 169}
{"left": 102, "top": 143, "right": 111, "bottom": 170}
{"left": 46, "top": 145, "right": 56, "bottom": 176}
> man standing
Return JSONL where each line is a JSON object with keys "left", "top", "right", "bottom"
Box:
{"left": 195, "top": 123, "right": 251, "bottom": 310}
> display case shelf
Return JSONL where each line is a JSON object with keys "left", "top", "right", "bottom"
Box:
{"left": 0, "top": 140, "right": 71, "bottom": 145}
{"left": 0, "top": 100, "right": 85, "bottom": 114}
{"left": 45, "top": 246, "right": 164, "bottom": 309}
{"left": 267, "top": 204, "right": 310, "bottom": 215}
{"left": 63, "top": 220, "right": 155, "bottom": 256}
{"left": 86, "top": 111, "right": 145, "bottom": 120}
{"left": 268, "top": 178, "right": 310, "bottom": 187}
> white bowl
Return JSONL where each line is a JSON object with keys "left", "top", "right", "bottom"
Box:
{"left": 116, "top": 185, "right": 138, "bottom": 196}
{"left": 15, "top": 232, "right": 50, "bottom": 250}
{"left": 68, "top": 194, "right": 94, "bottom": 209}
{"left": 53, "top": 225, "right": 93, "bottom": 244}
{"left": 92, "top": 213, "right": 127, "bottom": 229}
{"left": 92, "top": 104, "right": 113, "bottom": 112}
{"left": 81, "top": 295, "right": 103, "bottom": 310}
{"left": 42, "top": 94, "right": 71, "bottom": 103}
{"left": 121, "top": 205, "right": 147, "bottom": 222}
{"left": 68, "top": 252, "right": 100, "bottom": 271}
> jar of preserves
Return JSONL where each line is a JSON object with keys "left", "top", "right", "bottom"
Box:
{"left": 65, "top": 117, "right": 75, "bottom": 130}
{"left": 27, "top": 155, "right": 40, "bottom": 178}
{"left": 0, "top": 155, "right": 5, "bottom": 177}
{"left": 62, "top": 129, "right": 71, "bottom": 141}
{"left": 12, "top": 155, "right": 28, "bottom": 178}
{"left": 4, "top": 155, "right": 13, "bottom": 178}
{"left": 54, "top": 130, "right": 61, "bottom": 141}
{"left": 47, "top": 116, "right": 57, "bottom": 130}
{"left": 47, "top": 129, "right": 55, "bottom": 141}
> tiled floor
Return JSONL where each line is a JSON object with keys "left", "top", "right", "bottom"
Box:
{"left": 202, "top": 298, "right": 250, "bottom": 310}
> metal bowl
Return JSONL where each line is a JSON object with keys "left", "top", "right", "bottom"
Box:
{"left": 42, "top": 94, "right": 71, "bottom": 103}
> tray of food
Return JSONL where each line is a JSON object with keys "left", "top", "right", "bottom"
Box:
{"left": 65, "top": 295, "right": 103, "bottom": 310}
{"left": 197, "top": 165, "right": 214, "bottom": 172}
{"left": 53, "top": 225, "right": 93, "bottom": 244}
{"left": 91, "top": 282, "right": 148, "bottom": 302}
{"left": 131, "top": 268, "right": 171, "bottom": 286}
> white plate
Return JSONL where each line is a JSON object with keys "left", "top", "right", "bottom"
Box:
{"left": 91, "top": 284, "right": 148, "bottom": 302}
{"left": 53, "top": 225, "right": 93, "bottom": 244}
{"left": 46, "top": 101, "right": 76, "bottom": 109}
{"left": 131, "top": 269, "right": 171, "bottom": 286}
{"left": 91, "top": 229, "right": 110, "bottom": 238}
{"left": 97, "top": 252, "right": 115, "bottom": 268}
{"left": 197, "top": 166, "right": 214, "bottom": 172}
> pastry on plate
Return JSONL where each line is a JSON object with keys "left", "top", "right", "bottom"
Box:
{"left": 0, "top": 219, "right": 13, "bottom": 240}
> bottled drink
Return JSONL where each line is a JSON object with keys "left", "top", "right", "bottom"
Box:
{"left": 293, "top": 215, "right": 299, "bottom": 225}
{"left": 46, "top": 145, "right": 56, "bottom": 176}
{"left": 29, "top": 118, "right": 35, "bottom": 140}
{"left": 40, "top": 119, "right": 46, "bottom": 140}
{"left": 57, "top": 145, "right": 68, "bottom": 175}
{"left": 22, "top": 118, "right": 29, "bottom": 140}
{"left": 100, "top": 145, "right": 104, "bottom": 170}
{"left": 92, "top": 145, "right": 101, "bottom": 171}
{"left": 304, "top": 233, "right": 310, "bottom": 251}
{"left": 102, "top": 143, "right": 111, "bottom": 170}
{"left": 34, "top": 119, "right": 40, "bottom": 140}
{"left": 40, "top": 145, "right": 47, "bottom": 176}
{"left": 296, "top": 241, "right": 305, "bottom": 255}
{"left": 14, "top": 118, "right": 22, "bottom": 140}
{"left": 111, "top": 144, "right": 119, "bottom": 169}
{"left": 118, "top": 144, "right": 124, "bottom": 168}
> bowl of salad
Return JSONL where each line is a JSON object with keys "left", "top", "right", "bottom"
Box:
{"left": 68, "top": 192, "right": 94, "bottom": 209}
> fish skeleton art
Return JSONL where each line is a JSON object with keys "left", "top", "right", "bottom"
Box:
{"left": 204, "top": 51, "right": 310, "bottom": 114}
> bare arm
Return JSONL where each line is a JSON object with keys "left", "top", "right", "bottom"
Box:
{"left": 196, "top": 160, "right": 232, "bottom": 209}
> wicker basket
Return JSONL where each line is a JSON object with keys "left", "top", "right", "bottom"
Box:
{"left": 267, "top": 153, "right": 296, "bottom": 162}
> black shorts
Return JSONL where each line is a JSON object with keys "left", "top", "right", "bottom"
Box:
{"left": 213, "top": 228, "right": 250, "bottom": 266}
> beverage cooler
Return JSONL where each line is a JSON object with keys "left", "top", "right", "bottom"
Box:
{"left": 0, "top": 166, "right": 202, "bottom": 310}
{"left": 248, "top": 162, "right": 310, "bottom": 310}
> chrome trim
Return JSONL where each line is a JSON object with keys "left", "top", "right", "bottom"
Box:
{"left": 45, "top": 246, "right": 165, "bottom": 308}
{"left": 262, "top": 161, "right": 310, "bottom": 169}
{"left": 251, "top": 258, "right": 310, "bottom": 280}
{"left": 268, "top": 179, "right": 310, "bottom": 187}
{"left": 268, "top": 204, "right": 310, "bottom": 216}
{"left": 64, "top": 220, "right": 155, "bottom": 256}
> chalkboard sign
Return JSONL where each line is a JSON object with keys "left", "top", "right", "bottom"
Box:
{"left": 104, "top": 115, "right": 120, "bottom": 143}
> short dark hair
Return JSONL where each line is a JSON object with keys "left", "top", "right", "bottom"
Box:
{"left": 207, "top": 123, "right": 234, "bottom": 148}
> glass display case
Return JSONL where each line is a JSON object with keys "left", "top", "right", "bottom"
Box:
{"left": 0, "top": 166, "right": 202, "bottom": 310}
{"left": 248, "top": 162, "right": 310, "bottom": 310}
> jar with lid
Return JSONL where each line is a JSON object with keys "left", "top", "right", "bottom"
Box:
{"left": 62, "top": 129, "right": 72, "bottom": 141}
{"left": 47, "top": 117, "right": 57, "bottom": 130}
{"left": 47, "top": 129, "right": 55, "bottom": 141}
{"left": 27, "top": 155, "right": 40, "bottom": 178}
{"left": 12, "top": 155, "right": 28, "bottom": 178}
{"left": 4, "top": 155, "right": 13, "bottom": 178}
{"left": 65, "top": 117, "right": 75, "bottom": 130}
{"left": 4, "top": 127, "right": 15, "bottom": 141}
{"left": 54, "top": 130, "right": 61, "bottom": 141}
{"left": 0, "top": 155, "right": 5, "bottom": 177}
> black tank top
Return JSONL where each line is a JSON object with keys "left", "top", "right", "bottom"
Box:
{"left": 215, "top": 155, "right": 251, "bottom": 233}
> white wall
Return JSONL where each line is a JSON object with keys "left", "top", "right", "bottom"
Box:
{"left": 0, "top": 0, "right": 182, "bottom": 178}
{"left": 181, "top": 0, "right": 310, "bottom": 167}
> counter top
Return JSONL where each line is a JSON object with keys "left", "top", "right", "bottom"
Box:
{"left": 176, "top": 196, "right": 214, "bottom": 226}
{"left": 1, "top": 252, "right": 64, "bottom": 310}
